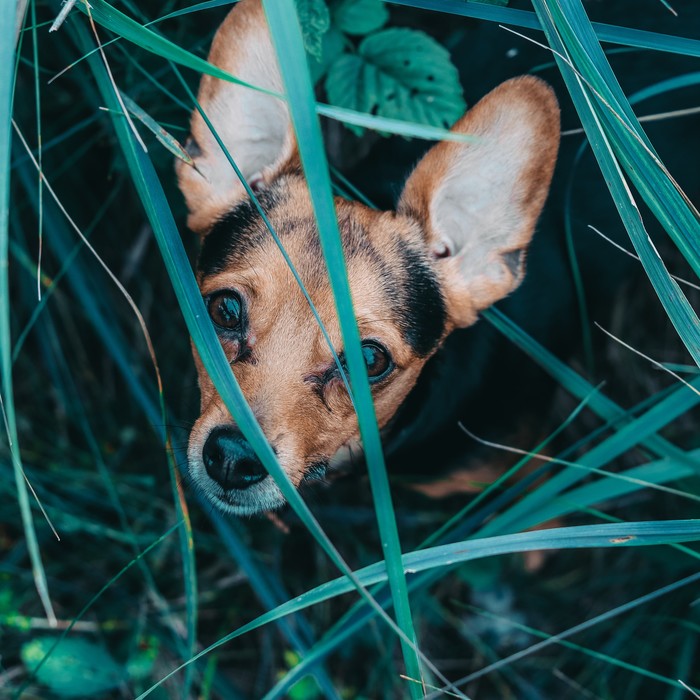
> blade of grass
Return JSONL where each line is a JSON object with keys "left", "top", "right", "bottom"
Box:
{"left": 30, "top": 0, "right": 42, "bottom": 302}
{"left": 135, "top": 519, "right": 700, "bottom": 698}
{"left": 454, "top": 599, "right": 697, "bottom": 694}
{"left": 75, "top": 0, "right": 475, "bottom": 144}
{"left": 542, "top": 0, "right": 700, "bottom": 281}
{"left": 501, "top": 19, "right": 700, "bottom": 367}
{"left": 261, "top": 0, "right": 423, "bottom": 692}
{"left": 388, "top": 0, "right": 700, "bottom": 58}
{"left": 484, "top": 308, "right": 692, "bottom": 465}
{"left": 1, "top": 0, "right": 56, "bottom": 624}
{"left": 527, "top": 449, "right": 700, "bottom": 527}
{"left": 13, "top": 124, "right": 199, "bottom": 697}
{"left": 465, "top": 605, "right": 688, "bottom": 691}
{"left": 120, "top": 92, "right": 194, "bottom": 166}
{"left": 426, "top": 569, "right": 700, "bottom": 696}
{"left": 478, "top": 374, "right": 700, "bottom": 536}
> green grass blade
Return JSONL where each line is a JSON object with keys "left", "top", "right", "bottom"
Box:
{"left": 387, "top": 0, "right": 700, "bottom": 58}
{"left": 463, "top": 605, "right": 689, "bottom": 691}
{"left": 544, "top": 0, "right": 700, "bottom": 279}
{"left": 529, "top": 2, "right": 700, "bottom": 366}
{"left": 1, "top": 0, "right": 56, "bottom": 624}
{"left": 13, "top": 130, "right": 199, "bottom": 697}
{"left": 135, "top": 519, "right": 700, "bottom": 698}
{"left": 531, "top": 450, "right": 699, "bottom": 526}
{"left": 120, "top": 92, "right": 193, "bottom": 165}
{"left": 484, "top": 308, "right": 692, "bottom": 464}
{"left": 261, "top": 0, "right": 423, "bottom": 692}
{"left": 479, "top": 375, "right": 700, "bottom": 536}
{"left": 77, "top": 0, "right": 475, "bottom": 144}
{"left": 439, "top": 571, "right": 700, "bottom": 695}
{"left": 263, "top": 0, "right": 423, "bottom": 697}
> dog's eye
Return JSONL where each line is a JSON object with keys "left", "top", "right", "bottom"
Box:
{"left": 361, "top": 341, "right": 392, "bottom": 382}
{"left": 207, "top": 291, "right": 243, "bottom": 331}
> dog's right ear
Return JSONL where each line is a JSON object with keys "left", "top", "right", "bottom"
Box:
{"left": 176, "top": 0, "right": 296, "bottom": 235}
{"left": 398, "top": 76, "right": 560, "bottom": 329}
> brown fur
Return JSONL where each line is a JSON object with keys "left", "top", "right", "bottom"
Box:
{"left": 178, "top": 0, "right": 560, "bottom": 514}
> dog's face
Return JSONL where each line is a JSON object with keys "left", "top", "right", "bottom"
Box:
{"left": 177, "top": 0, "right": 560, "bottom": 515}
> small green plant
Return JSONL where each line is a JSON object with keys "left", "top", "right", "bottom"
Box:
{"left": 298, "top": 0, "right": 466, "bottom": 131}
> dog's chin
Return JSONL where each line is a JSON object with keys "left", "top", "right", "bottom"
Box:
{"left": 187, "top": 457, "right": 287, "bottom": 516}
{"left": 199, "top": 478, "right": 287, "bottom": 516}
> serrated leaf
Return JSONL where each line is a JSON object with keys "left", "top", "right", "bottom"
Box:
{"left": 308, "top": 26, "right": 345, "bottom": 84}
{"left": 332, "top": 0, "right": 388, "bottom": 35}
{"left": 294, "top": 0, "right": 330, "bottom": 59}
{"left": 326, "top": 28, "right": 465, "bottom": 134}
{"left": 22, "top": 637, "right": 125, "bottom": 698}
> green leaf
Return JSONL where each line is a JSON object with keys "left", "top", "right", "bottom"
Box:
{"left": 281, "top": 651, "right": 321, "bottom": 700}
{"left": 326, "top": 28, "right": 465, "bottom": 134}
{"left": 332, "top": 0, "right": 388, "bottom": 35}
{"left": 308, "top": 26, "right": 345, "bottom": 84}
{"left": 22, "top": 637, "right": 125, "bottom": 698}
{"left": 126, "top": 636, "right": 160, "bottom": 680}
{"left": 294, "top": 0, "right": 330, "bottom": 58}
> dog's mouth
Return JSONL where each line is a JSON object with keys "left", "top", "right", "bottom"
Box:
{"left": 203, "top": 478, "right": 287, "bottom": 516}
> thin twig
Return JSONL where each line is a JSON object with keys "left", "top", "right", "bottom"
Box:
{"left": 84, "top": 2, "right": 147, "bottom": 152}
{"left": 588, "top": 224, "right": 700, "bottom": 291}
{"left": 595, "top": 323, "right": 700, "bottom": 397}
{"left": 49, "top": 0, "right": 77, "bottom": 32}
{"left": 563, "top": 105, "right": 700, "bottom": 136}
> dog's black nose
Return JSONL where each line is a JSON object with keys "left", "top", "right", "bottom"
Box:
{"left": 202, "top": 427, "right": 267, "bottom": 490}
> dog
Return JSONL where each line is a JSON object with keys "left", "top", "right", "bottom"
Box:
{"left": 176, "top": 0, "right": 560, "bottom": 515}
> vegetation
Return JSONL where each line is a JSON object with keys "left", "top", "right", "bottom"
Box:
{"left": 3, "top": 0, "right": 700, "bottom": 697}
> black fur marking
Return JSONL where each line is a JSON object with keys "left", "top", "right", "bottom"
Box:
{"left": 198, "top": 188, "right": 279, "bottom": 276}
{"left": 396, "top": 244, "right": 446, "bottom": 356}
{"left": 339, "top": 216, "right": 374, "bottom": 259}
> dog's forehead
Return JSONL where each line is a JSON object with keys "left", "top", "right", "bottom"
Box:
{"left": 197, "top": 175, "right": 446, "bottom": 356}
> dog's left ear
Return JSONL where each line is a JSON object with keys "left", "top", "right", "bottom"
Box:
{"left": 177, "top": 0, "right": 296, "bottom": 235}
{"left": 398, "top": 76, "right": 560, "bottom": 329}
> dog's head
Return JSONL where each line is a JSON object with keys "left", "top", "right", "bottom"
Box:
{"left": 176, "top": 0, "right": 560, "bottom": 515}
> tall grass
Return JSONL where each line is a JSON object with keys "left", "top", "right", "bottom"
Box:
{"left": 3, "top": 0, "right": 700, "bottom": 698}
